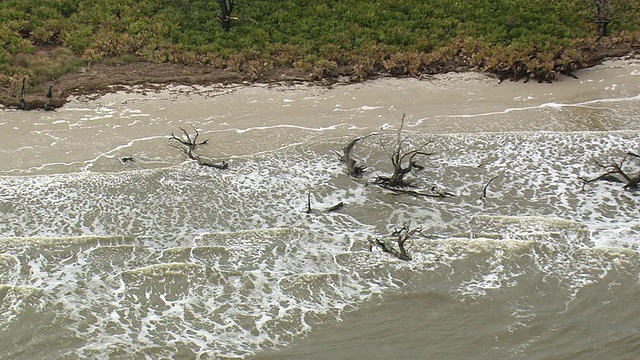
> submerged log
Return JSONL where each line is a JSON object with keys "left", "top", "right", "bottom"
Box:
{"left": 378, "top": 183, "right": 454, "bottom": 198}
{"left": 325, "top": 202, "right": 344, "bottom": 212}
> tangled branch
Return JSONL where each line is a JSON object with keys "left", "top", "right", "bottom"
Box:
{"left": 369, "top": 223, "right": 423, "bottom": 261}
{"left": 579, "top": 152, "right": 640, "bottom": 191}
{"left": 375, "top": 113, "right": 433, "bottom": 188}
{"left": 170, "top": 126, "right": 228, "bottom": 169}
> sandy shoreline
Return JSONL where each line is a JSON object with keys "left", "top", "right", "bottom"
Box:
{"left": 1, "top": 57, "right": 639, "bottom": 176}
{"left": 1, "top": 44, "right": 639, "bottom": 111}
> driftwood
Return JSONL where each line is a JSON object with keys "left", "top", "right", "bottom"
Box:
{"left": 480, "top": 171, "right": 505, "bottom": 201}
{"left": 335, "top": 132, "right": 379, "bottom": 178}
{"left": 120, "top": 156, "right": 134, "bottom": 164}
{"left": 335, "top": 137, "right": 367, "bottom": 178}
{"left": 304, "top": 191, "right": 345, "bottom": 214}
{"left": 579, "top": 152, "right": 640, "bottom": 191}
{"left": 369, "top": 114, "right": 453, "bottom": 199}
{"left": 369, "top": 223, "right": 423, "bottom": 261}
{"left": 378, "top": 184, "right": 454, "bottom": 198}
{"left": 170, "top": 126, "right": 228, "bottom": 169}
{"left": 325, "top": 202, "right": 344, "bottom": 212}
{"left": 375, "top": 114, "right": 433, "bottom": 188}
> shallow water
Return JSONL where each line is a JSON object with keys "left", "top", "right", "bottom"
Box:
{"left": 1, "top": 59, "right": 640, "bottom": 359}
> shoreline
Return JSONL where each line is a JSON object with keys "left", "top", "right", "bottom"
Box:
{"left": 2, "top": 41, "right": 639, "bottom": 111}
{"left": 2, "top": 56, "right": 639, "bottom": 176}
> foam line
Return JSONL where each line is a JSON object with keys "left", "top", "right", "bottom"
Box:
{"left": 440, "top": 94, "right": 640, "bottom": 119}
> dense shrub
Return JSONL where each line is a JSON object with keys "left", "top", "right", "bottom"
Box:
{"left": 1, "top": 0, "right": 639, "bottom": 87}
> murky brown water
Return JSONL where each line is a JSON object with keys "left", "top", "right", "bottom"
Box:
{"left": 1, "top": 59, "right": 639, "bottom": 359}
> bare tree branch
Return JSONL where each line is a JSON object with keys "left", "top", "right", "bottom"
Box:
{"left": 480, "top": 171, "right": 505, "bottom": 201}
{"left": 369, "top": 222, "right": 423, "bottom": 261}
{"left": 170, "top": 126, "right": 228, "bottom": 169}
{"left": 580, "top": 152, "right": 639, "bottom": 191}
{"left": 375, "top": 113, "right": 434, "bottom": 188}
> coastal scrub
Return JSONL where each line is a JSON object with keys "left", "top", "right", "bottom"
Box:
{"left": 1, "top": 0, "right": 639, "bottom": 109}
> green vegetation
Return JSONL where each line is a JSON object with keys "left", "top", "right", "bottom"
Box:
{"left": 1, "top": 0, "right": 640, "bottom": 100}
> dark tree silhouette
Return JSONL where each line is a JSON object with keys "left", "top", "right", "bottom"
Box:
{"left": 595, "top": 0, "right": 611, "bottom": 38}
{"left": 369, "top": 223, "right": 423, "bottom": 261}
{"left": 218, "top": 0, "right": 235, "bottom": 32}
{"left": 579, "top": 152, "right": 640, "bottom": 191}
{"left": 170, "top": 126, "right": 228, "bottom": 169}
{"left": 372, "top": 114, "right": 454, "bottom": 198}
{"left": 375, "top": 114, "right": 432, "bottom": 188}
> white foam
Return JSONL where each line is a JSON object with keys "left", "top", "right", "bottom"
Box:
{"left": 1, "top": 122, "right": 640, "bottom": 357}
{"left": 443, "top": 94, "right": 640, "bottom": 119}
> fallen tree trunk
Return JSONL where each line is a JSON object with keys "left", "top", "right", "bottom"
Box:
{"left": 378, "top": 183, "right": 454, "bottom": 198}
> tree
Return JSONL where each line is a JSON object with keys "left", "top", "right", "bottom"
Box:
{"left": 374, "top": 114, "right": 453, "bottom": 198}
{"left": 218, "top": 0, "right": 235, "bottom": 32}
{"left": 595, "top": 0, "right": 611, "bottom": 38}
{"left": 374, "top": 114, "right": 431, "bottom": 188}
{"left": 170, "top": 126, "right": 229, "bottom": 169}
{"left": 369, "top": 223, "right": 423, "bottom": 261}
{"left": 579, "top": 151, "right": 640, "bottom": 191}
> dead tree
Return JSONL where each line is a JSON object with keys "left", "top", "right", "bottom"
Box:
{"left": 218, "top": 0, "right": 235, "bottom": 32}
{"left": 170, "top": 126, "right": 228, "bottom": 169}
{"left": 43, "top": 84, "right": 54, "bottom": 111}
{"left": 375, "top": 114, "right": 432, "bottom": 188}
{"left": 375, "top": 114, "right": 433, "bottom": 188}
{"left": 595, "top": 0, "right": 611, "bottom": 38}
{"left": 335, "top": 135, "right": 374, "bottom": 178}
{"left": 579, "top": 152, "right": 640, "bottom": 191}
{"left": 19, "top": 77, "right": 26, "bottom": 109}
{"left": 369, "top": 223, "right": 423, "bottom": 261}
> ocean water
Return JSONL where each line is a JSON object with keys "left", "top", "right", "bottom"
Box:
{"left": 1, "top": 58, "right": 639, "bottom": 359}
